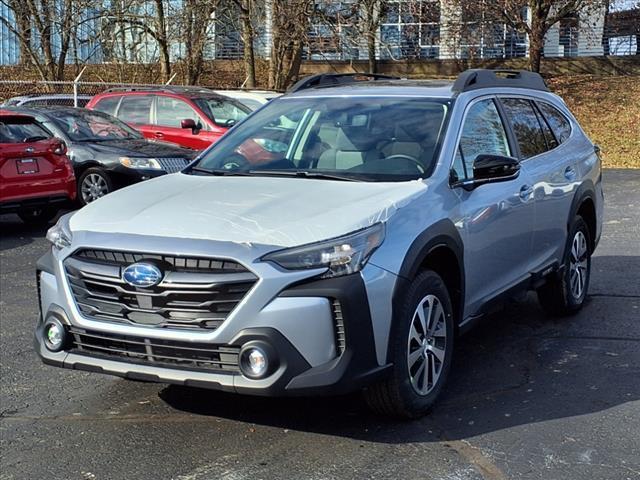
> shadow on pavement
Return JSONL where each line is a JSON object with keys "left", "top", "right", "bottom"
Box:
{"left": 161, "top": 254, "right": 640, "bottom": 443}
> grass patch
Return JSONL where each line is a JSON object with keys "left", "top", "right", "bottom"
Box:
{"left": 547, "top": 75, "right": 640, "bottom": 169}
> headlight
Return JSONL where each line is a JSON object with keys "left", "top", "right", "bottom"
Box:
{"left": 262, "top": 223, "right": 385, "bottom": 278}
{"left": 46, "top": 213, "right": 73, "bottom": 250}
{"left": 119, "top": 157, "right": 162, "bottom": 169}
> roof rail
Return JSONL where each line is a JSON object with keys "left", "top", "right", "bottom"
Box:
{"left": 288, "top": 73, "right": 401, "bottom": 93}
{"left": 452, "top": 69, "right": 549, "bottom": 93}
{"left": 102, "top": 85, "right": 215, "bottom": 94}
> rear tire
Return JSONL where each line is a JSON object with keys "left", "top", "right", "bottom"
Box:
{"left": 78, "top": 168, "right": 112, "bottom": 206}
{"left": 537, "top": 215, "right": 591, "bottom": 316}
{"left": 17, "top": 208, "right": 57, "bottom": 226}
{"left": 364, "top": 270, "right": 454, "bottom": 418}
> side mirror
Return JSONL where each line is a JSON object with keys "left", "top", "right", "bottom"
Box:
{"left": 180, "top": 118, "right": 201, "bottom": 134}
{"left": 473, "top": 154, "right": 520, "bottom": 181}
{"left": 453, "top": 154, "right": 520, "bottom": 191}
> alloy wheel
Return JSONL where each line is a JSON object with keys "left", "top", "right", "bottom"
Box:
{"left": 81, "top": 173, "right": 109, "bottom": 203}
{"left": 569, "top": 230, "right": 589, "bottom": 299}
{"left": 407, "top": 294, "right": 447, "bottom": 396}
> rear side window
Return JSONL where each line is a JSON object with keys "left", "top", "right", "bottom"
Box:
{"left": 117, "top": 96, "right": 152, "bottom": 124}
{"left": 537, "top": 101, "right": 572, "bottom": 143}
{"left": 0, "top": 119, "right": 51, "bottom": 143}
{"left": 501, "top": 98, "right": 547, "bottom": 159}
{"left": 93, "top": 96, "right": 122, "bottom": 116}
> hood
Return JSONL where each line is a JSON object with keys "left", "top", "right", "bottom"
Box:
{"left": 70, "top": 173, "right": 428, "bottom": 248}
{"left": 73, "top": 139, "right": 195, "bottom": 159}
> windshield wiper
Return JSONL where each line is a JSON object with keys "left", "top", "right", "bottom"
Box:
{"left": 247, "top": 170, "right": 360, "bottom": 182}
{"left": 187, "top": 166, "right": 253, "bottom": 176}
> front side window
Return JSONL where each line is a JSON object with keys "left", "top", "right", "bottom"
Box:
{"left": 193, "top": 97, "right": 250, "bottom": 127}
{"left": 0, "top": 118, "right": 51, "bottom": 143}
{"left": 537, "top": 101, "right": 572, "bottom": 144}
{"left": 117, "top": 95, "right": 152, "bottom": 125}
{"left": 191, "top": 97, "right": 451, "bottom": 182}
{"left": 51, "top": 110, "right": 142, "bottom": 142}
{"left": 501, "top": 98, "right": 547, "bottom": 159}
{"left": 156, "top": 96, "right": 201, "bottom": 128}
{"left": 452, "top": 98, "right": 511, "bottom": 181}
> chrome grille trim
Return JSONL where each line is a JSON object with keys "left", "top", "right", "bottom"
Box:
{"left": 69, "top": 327, "right": 240, "bottom": 373}
{"left": 64, "top": 250, "right": 257, "bottom": 330}
{"left": 157, "top": 157, "right": 190, "bottom": 173}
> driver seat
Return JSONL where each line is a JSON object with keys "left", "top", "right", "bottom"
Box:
{"left": 316, "top": 126, "right": 381, "bottom": 170}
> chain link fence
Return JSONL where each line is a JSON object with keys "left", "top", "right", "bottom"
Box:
{"left": 0, "top": 79, "right": 177, "bottom": 108}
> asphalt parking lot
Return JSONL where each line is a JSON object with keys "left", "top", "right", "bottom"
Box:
{"left": 1, "top": 169, "right": 638, "bottom": 480}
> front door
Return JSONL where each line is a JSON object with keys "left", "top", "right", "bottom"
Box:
{"left": 451, "top": 97, "right": 536, "bottom": 317}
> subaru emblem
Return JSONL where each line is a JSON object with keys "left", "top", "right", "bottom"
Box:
{"left": 122, "top": 263, "right": 163, "bottom": 288}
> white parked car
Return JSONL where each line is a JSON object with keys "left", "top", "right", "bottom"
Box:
{"left": 214, "top": 90, "right": 281, "bottom": 110}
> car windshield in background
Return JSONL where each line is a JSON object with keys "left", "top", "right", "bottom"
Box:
{"left": 192, "top": 97, "right": 451, "bottom": 182}
{"left": 0, "top": 119, "right": 50, "bottom": 143}
{"left": 51, "top": 110, "right": 142, "bottom": 142}
{"left": 193, "top": 97, "right": 250, "bottom": 127}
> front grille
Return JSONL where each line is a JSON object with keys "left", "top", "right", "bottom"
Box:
{"left": 64, "top": 249, "right": 257, "bottom": 330}
{"left": 68, "top": 327, "right": 240, "bottom": 373}
{"left": 157, "top": 157, "right": 190, "bottom": 173}
{"left": 331, "top": 299, "right": 346, "bottom": 355}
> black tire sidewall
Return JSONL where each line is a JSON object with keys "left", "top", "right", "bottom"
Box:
{"left": 78, "top": 168, "right": 112, "bottom": 206}
{"left": 388, "top": 270, "right": 455, "bottom": 417}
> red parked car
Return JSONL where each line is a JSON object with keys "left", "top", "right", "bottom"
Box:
{"left": 0, "top": 111, "right": 76, "bottom": 224}
{"left": 87, "top": 87, "right": 251, "bottom": 150}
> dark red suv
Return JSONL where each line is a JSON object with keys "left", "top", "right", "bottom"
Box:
{"left": 0, "top": 111, "right": 76, "bottom": 224}
{"left": 87, "top": 87, "right": 251, "bottom": 150}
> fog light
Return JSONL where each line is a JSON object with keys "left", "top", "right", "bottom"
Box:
{"left": 240, "top": 345, "right": 270, "bottom": 379}
{"left": 43, "top": 319, "right": 66, "bottom": 352}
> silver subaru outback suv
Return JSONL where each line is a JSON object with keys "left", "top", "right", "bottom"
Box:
{"left": 36, "top": 70, "right": 603, "bottom": 417}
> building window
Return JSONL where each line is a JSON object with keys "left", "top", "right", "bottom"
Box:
{"left": 559, "top": 17, "right": 579, "bottom": 57}
{"left": 379, "top": 0, "right": 440, "bottom": 59}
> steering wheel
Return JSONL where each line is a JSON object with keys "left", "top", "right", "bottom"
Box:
{"left": 93, "top": 128, "right": 113, "bottom": 137}
{"left": 384, "top": 154, "right": 425, "bottom": 174}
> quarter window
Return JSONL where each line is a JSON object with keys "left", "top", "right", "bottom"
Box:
{"left": 501, "top": 98, "right": 547, "bottom": 159}
{"left": 93, "top": 96, "right": 121, "bottom": 116}
{"left": 537, "top": 101, "right": 572, "bottom": 143}
{"left": 452, "top": 99, "right": 511, "bottom": 181}
{"left": 117, "top": 96, "right": 152, "bottom": 125}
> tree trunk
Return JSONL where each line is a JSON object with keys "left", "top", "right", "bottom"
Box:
{"left": 528, "top": 4, "right": 547, "bottom": 73}
{"left": 153, "top": 0, "right": 171, "bottom": 83}
{"left": 240, "top": 1, "right": 256, "bottom": 88}
{"left": 367, "top": 33, "right": 377, "bottom": 73}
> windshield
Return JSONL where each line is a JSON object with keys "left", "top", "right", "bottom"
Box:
{"left": 191, "top": 96, "right": 451, "bottom": 182}
{"left": 193, "top": 97, "right": 250, "bottom": 127}
{"left": 51, "top": 109, "right": 142, "bottom": 142}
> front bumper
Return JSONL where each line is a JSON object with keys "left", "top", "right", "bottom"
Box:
{"left": 36, "top": 248, "right": 391, "bottom": 396}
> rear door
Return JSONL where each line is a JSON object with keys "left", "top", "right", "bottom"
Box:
{"left": 0, "top": 118, "right": 71, "bottom": 203}
{"left": 153, "top": 95, "right": 216, "bottom": 150}
{"left": 115, "top": 95, "right": 154, "bottom": 140}
{"left": 451, "top": 97, "right": 536, "bottom": 316}
{"left": 499, "top": 97, "right": 578, "bottom": 270}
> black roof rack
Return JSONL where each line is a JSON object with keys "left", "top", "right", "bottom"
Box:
{"left": 288, "top": 73, "right": 401, "bottom": 93}
{"left": 452, "top": 69, "right": 549, "bottom": 93}
{"left": 103, "top": 85, "right": 216, "bottom": 94}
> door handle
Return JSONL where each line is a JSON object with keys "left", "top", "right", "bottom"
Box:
{"left": 519, "top": 185, "right": 534, "bottom": 200}
{"left": 564, "top": 166, "right": 576, "bottom": 180}
{"left": 154, "top": 132, "right": 164, "bottom": 138}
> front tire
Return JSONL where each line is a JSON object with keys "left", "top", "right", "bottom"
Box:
{"left": 364, "top": 270, "right": 454, "bottom": 418}
{"left": 78, "top": 168, "right": 112, "bottom": 206}
{"left": 537, "top": 215, "right": 591, "bottom": 316}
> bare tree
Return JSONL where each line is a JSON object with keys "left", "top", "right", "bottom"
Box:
{"left": 181, "top": 0, "right": 218, "bottom": 84}
{"left": 268, "top": 0, "right": 314, "bottom": 90}
{"left": 0, "top": 0, "right": 95, "bottom": 80}
{"left": 228, "top": 0, "right": 257, "bottom": 88}
{"left": 474, "top": 0, "right": 607, "bottom": 72}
